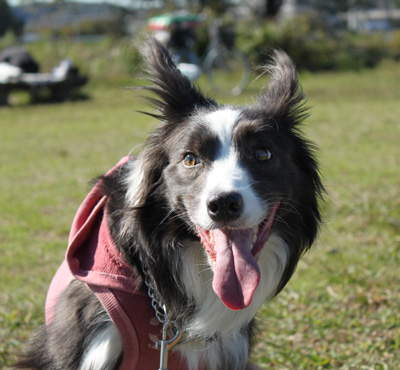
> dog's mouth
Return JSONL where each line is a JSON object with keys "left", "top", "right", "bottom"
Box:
{"left": 196, "top": 202, "right": 279, "bottom": 311}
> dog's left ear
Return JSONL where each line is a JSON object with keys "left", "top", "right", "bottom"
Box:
{"left": 139, "top": 37, "right": 216, "bottom": 123}
{"left": 257, "top": 50, "right": 308, "bottom": 127}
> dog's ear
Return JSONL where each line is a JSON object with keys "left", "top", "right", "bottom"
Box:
{"left": 257, "top": 50, "right": 308, "bottom": 127}
{"left": 139, "top": 37, "right": 216, "bottom": 123}
{"left": 125, "top": 38, "right": 216, "bottom": 210}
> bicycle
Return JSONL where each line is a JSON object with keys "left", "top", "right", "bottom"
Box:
{"left": 149, "top": 13, "right": 251, "bottom": 96}
{"left": 202, "top": 19, "right": 251, "bottom": 96}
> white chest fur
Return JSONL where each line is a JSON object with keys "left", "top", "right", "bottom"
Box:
{"left": 177, "top": 235, "right": 288, "bottom": 370}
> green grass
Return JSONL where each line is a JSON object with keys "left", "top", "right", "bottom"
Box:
{"left": 1, "top": 62, "right": 399, "bottom": 369}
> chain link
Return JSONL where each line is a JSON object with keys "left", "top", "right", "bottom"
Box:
{"left": 139, "top": 251, "right": 200, "bottom": 352}
{"left": 139, "top": 252, "right": 168, "bottom": 324}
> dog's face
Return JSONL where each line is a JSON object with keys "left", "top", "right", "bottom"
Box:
{"left": 128, "top": 39, "right": 322, "bottom": 313}
{"left": 161, "top": 107, "right": 305, "bottom": 310}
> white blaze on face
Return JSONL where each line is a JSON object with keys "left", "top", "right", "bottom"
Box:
{"left": 197, "top": 108, "right": 265, "bottom": 230}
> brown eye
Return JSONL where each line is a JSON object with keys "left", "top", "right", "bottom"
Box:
{"left": 255, "top": 149, "right": 272, "bottom": 161}
{"left": 183, "top": 153, "right": 200, "bottom": 167}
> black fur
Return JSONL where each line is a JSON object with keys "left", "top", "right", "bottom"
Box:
{"left": 17, "top": 38, "right": 324, "bottom": 370}
{"left": 138, "top": 37, "right": 217, "bottom": 123}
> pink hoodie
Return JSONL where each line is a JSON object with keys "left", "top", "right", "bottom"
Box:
{"left": 45, "top": 157, "right": 187, "bottom": 370}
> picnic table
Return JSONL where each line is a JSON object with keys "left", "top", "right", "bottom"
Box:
{"left": 0, "top": 59, "right": 88, "bottom": 106}
{"left": 0, "top": 46, "right": 89, "bottom": 107}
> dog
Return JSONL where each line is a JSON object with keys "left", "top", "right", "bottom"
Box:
{"left": 17, "top": 38, "right": 323, "bottom": 370}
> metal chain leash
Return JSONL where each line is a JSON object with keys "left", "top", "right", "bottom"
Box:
{"left": 139, "top": 252, "right": 168, "bottom": 324}
{"left": 138, "top": 252, "right": 183, "bottom": 370}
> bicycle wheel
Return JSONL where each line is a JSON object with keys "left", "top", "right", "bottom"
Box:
{"left": 204, "top": 47, "right": 251, "bottom": 96}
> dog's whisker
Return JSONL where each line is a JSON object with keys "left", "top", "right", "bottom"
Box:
{"left": 197, "top": 267, "right": 213, "bottom": 275}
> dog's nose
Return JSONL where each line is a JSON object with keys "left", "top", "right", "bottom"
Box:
{"left": 207, "top": 192, "right": 243, "bottom": 222}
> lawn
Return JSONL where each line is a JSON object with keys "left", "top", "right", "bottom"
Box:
{"left": 1, "top": 61, "right": 399, "bottom": 369}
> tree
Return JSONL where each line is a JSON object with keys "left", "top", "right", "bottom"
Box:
{"left": 0, "top": 0, "right": 13, "bottom": 37}
{"left": 264, "top": 0, "right": 283, "bottom": 17}
{"left": 197, "top": 0, "right": 230, "bottom": 14}
{"left": 0, "top": 0, "right": 24, "bottom": 37}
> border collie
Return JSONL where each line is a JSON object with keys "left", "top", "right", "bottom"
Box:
{"left": 17, "top": 38, "right": 323, "bottom": 370}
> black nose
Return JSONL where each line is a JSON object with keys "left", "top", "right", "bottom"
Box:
{"left": 207, "top": 192, "right": 243, "bottom": 222}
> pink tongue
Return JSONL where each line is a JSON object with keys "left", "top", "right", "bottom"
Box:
{"left": 212, "top": 229, "right": 260, "bottom": 310}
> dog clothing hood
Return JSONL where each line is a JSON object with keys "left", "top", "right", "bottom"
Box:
{"left": 45, "top": 157, "right": 187, "bottom": 370}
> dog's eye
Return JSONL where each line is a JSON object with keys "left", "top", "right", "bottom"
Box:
{"left": 255, "top": 149, "right": 273, "bottom": 161}
{"left": 183, "top": 153, "right": 200, "bottom": 167}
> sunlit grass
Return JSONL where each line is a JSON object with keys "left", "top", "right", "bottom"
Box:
{"left": 1, "top": 62, "right": 399, "bottom": 369}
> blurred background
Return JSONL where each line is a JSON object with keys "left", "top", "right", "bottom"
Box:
{"left": 1, "top": 1, "right": 399, "bottom": 369}
{"left": 2, "top": 0, "right": 400, "bottom": 88}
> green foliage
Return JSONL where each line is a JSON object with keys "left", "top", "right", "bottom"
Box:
{"left": 237, "top": 16, "right": 399, "bottom": 71}
{"left": 39, "top": 18, "right": 127, "bottom": 40}
{"left": 51, "top": 18, "right": 125, "bottom": 39}
{"left": 0, "top": 36, "right": 142, "bottom": 85}
{"left": 0, "top": 31, "right": 18, "bottom": 48}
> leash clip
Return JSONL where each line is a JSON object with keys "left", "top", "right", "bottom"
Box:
{"left": 155, "top": 321, "right": 183, "bottom": 370}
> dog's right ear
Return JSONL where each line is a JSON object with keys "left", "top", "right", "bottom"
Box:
{"left": 139, "top": 37, "right": 216, "bottom": 123}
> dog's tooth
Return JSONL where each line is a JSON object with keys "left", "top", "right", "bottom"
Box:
{"left": 252, "top": 233, "right": 257, "bottom": 243}
{"left": 253, "top": 226, "right": 258, "bottom": 234}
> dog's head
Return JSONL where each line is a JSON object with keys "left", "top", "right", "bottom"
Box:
{"left": 127, "top": 38, "right": 323, "bottom": 311}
